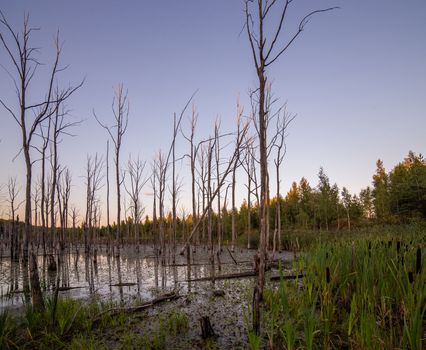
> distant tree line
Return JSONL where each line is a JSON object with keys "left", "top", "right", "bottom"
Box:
{"left": 24, "top": 150, "right": 422, "bottom": 247}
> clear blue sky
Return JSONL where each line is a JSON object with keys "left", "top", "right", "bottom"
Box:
{"left": 1, "top": 1, "right": 425, "bottom": 221}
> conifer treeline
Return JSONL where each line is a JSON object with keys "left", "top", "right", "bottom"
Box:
{"left": 2, "top": 151, "right": 424, "bottom": 246}
{"left": 23, "top": 150, "right": 419, "bottom": 245}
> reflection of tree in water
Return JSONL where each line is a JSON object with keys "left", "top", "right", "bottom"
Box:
{"left": 186, "top": 248, "right": 192, "bottom": 292}
{"left": 107, "top": 252, "right": 112, "bottom": 294}
{"left": 116, "top": 255, "right": 124, "bottom": 303}
{"left": 154, "top": 256, "right": 159, "bottom": 289}
{"left": 161, "top": 260, "right": 167, "bottom": 290}
{"left": 135, "top": 256, "right": 141, "bottom": 296}
{"left": 74, "top": 250, "right": 80, "bottom": 283}
{"left": 0, "top": 246, "right": 277, "bottom": 308}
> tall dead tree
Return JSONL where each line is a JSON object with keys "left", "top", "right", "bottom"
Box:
{"left": 244, "top": 0, "right": 337, "bottom": 332}
{"left": 106, "top": 140, "right": 111, "bottom": 238}
{"left": 94, "top": 84, "right": 129, "bottom": 255}
{"left": 241, "top": 137, "right": 256, "bottom": 249}
{"left": 57, "top": 167, "right": 71, "bottom": 249}
{"left": 0, "top": 11, "right": 82, "bottom": 310}
{"left": 84, "top": 154, "right": 103, "bottom": 255}
{"left": 50, "top": 95, "right": 79, "bottom": 250}
{"left": 150, "top": 162, "right": 158, "bottom": 250}
{"left": 206, "top": 138, "right": 215, "bottom": 255}
{"left": 154, "top": 151, "right": 167, "bottom": 259}
{"left": 182, "top": 106, "right": 198, "bottom": 249}
{"left": 272, "top": 106, "right": 294, "bottom": 255}
{"left": 214, "top": 119, "right": 223, "bottom": 254}
{"left": 181, "top": 107, "right": 198, "bottom": 252}
{"left": 231, "top": 102, "right": 244, "bottom": 252}
{"left": 197, "top": 146, "right": 207, "bottom": 245}
{"left": 124, "top": 155, "right": 148, "bottom": 247}
{"left": 69, "top": 206, "right": 79, "bottom": 245}
{"left": 6, "top": 177, "right": 23, "bottom": 261}
{"left": 180, "top": 113, "right": 250, "bottom": 254}
{"left": 38, "top": 117, "right": 51, "bottom": 256}
{"left": 171, "top": 114, "right": 178, "bottom": 261}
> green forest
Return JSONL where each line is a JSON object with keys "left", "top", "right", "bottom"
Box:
{"left": 116, "top": 151, "right": 426, "bottom": 244}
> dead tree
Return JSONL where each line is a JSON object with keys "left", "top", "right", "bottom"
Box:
{"left": 244, "top": 0, "right": 337, "bottom": 332}
{"left": 181, "top": 107, "right": 198, "bottom": 252}
{"left": 33, "top": 181, "right": 40, "bottom": 233}
{"left": 272, "top": 106, "right": 295, "bottom": 255}
{"left": 197, "top": 146, "right": 207, "bottom": 246}
{"left": 171, "top": 114, "right": 178, "bottom": 261}
{"left": 94, "top": 84, "right": 129, "bottom": 255}
{"left": 231, "top": 102, "right": 244, "bottom": 252}
{"left": 38, "top": 117, "right": 51, "bottom": 256}
{"left": 206, "top": 138, "right": 215, "bottom": 256}
{"left": 124, "top": 155, "right": 148, "bottom": 247}
{"left": 0, "top": 12, "right": 82, "bottom": 263}
{"left": 154, "top": 151, "right": 167, "bottom": 259}
{"left": 57, "top": 167, "right": 71, "bottom": 249}
{"left": 69, "top": 206, "right": 79, "bottom": 245}
{"left": 84, "top": 154, "right": 103, "bottom": 255}
{"left": 106, "top": 140, "right": 111, "bottom": 239}
{"left": 214, "top": 119, "right": 223, "bottom": 254}
{"left": 6, "top": 177, "right": 23, "bottom": 261}
{"left": 0, "top": 11, "right": 82, "bottom": 310}
{"left": 150, "top": 163, "right": 158, "bottom": 251}
{"left": 180, "top": 114, "right": 250, "bottom": 254}
{"left": 50, "top": 95, "right": 79, "bottom": 251}
{"left": 241, "top": 137, "right": 257, "bottom": 250}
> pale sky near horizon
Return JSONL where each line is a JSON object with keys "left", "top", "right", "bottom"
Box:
{"left": 0, "top": 1, "right": 425, "bottom": 223}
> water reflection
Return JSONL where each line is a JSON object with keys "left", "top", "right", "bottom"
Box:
{"left": 0, "top": 245, "right": 291, "bottom": 309}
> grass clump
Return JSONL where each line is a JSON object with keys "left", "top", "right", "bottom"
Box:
{"left": 257, "top": 226, "right": 425, "bottom": 349}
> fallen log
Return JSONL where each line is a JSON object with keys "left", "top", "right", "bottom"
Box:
{"left": 58, "top": 286, "right": 85, "bottom": 291}
{"left": 187, "top": 270, "right": 256, "bottom": 282}
{"left": 186, "top": 271, "right": 305, "bottom": 283}
{"left": 93, "top": 291, "right": 181, "bottom": 320}
{"left": 168, "top": 260, "right": 251, "bottom": 267}
{"left": 270, "top": 274, "right": 305, "bottom": 281}
{"left": 110, "top": 282, "right": 137, "bottom": 287}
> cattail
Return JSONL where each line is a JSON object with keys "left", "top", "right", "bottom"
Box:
{"left": 408, "top": 271, "right": 414, "bottom": 284}
{"left": 396, "top": 241, "right": 400, "bottom": 254}
{"left": 416, "top": 247, "right": 421, "bottom": 274}
{"left": 326, "top": 267, "right": 330, "bottom": 284}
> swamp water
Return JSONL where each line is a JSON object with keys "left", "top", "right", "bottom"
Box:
{"left": 0, "top": 245, "right": 295, "bottom": 348}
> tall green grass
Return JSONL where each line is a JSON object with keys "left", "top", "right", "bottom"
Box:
{"left": 260, "top": 225, "right": 425, "bottom": 349}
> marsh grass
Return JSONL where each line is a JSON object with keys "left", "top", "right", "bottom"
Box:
{"left": 259, "top": 225, "right": 425, "bottom": 349}
{"left": 0, "top": 296, "right": 191, "bottom": 349}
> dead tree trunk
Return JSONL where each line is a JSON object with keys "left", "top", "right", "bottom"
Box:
{"left": 231, "top": 103, "right": 243, "bottom": 252}
{"left": 214, "top": 120, "right": 222, "bottom": 254}
{"left": 106, "top": 140, "right": 111, "bottom": 241}
{"left": 244, "top": 0, "right": 336, "bottom": 333}
{"left": 273, "top": 107, "right": 294, "bottom": 255}
{"left": 179, "top": 114, "right": 249, "bottom": 255}
{"left": 7, "top": 177, "right": 22, "bottom": 261}
{"left": 0, "top": 13, "right": 82, "bottom": 310}
{"left": 125, "top": 156, "right": 147, "bottom": 250}
{"left": 94, "top": 84, "right": 129, "bottom": 256}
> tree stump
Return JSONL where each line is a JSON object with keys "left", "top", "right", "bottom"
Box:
{"left": 199, "top": 316, "right": 215, "bottom": 339}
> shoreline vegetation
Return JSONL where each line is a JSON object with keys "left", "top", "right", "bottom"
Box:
{"left": 0, "top": 224, "right": 424, "bottom": 349}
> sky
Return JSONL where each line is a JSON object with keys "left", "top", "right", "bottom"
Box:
{"left": 0, "top": 0, "right": 425, "bottom": 222}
